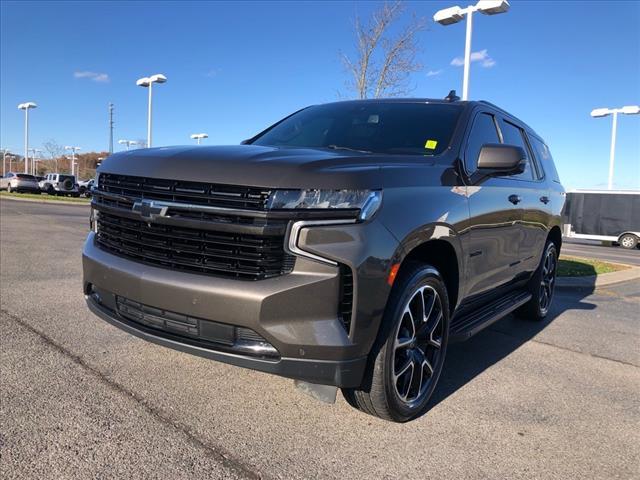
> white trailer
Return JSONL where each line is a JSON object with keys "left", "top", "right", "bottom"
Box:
{"left": 562, "top": 189, "right": 640, "bottom": 249}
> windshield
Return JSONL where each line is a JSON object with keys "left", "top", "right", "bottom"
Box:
{"left": 251, "top": 102, "right": 463, "bottom": 155}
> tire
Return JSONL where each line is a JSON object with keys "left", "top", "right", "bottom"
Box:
{"left": 47, "top": 185, "right": 55, "bottom": 196}
{"left": 619, "top": 234, "right": 638, "bottom": 250}
{"left": 342, "top": 262, "right": 450, "bottom": 422}
{"left": 515, "top": 241, "right": 558, "bottom": 321}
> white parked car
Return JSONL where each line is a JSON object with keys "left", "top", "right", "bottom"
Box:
{"left": 39, "top": 173, "right": 80, "bottom": 197}
{"left": 0, "top": 172, "right": 41, "bottom": 193}
{"left": 78, "top": 178, "right": 95, "bottom": 197}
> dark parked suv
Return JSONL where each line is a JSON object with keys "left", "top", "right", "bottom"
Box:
{"left": 83, "top": 97, "right": 564, "bottom": 422}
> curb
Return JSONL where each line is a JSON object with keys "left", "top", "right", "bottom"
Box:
{"left": 0, "top": 195, "right": 90, "bottom": 207}
{"left": 556, "top": 266, "right": 640, "bottom": 289}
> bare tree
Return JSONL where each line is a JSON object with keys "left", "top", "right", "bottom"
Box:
{"left": 42, "top": 139, "right": 63, "bottom": 172}
{"left": 341, "top": 1, "right": 426, "bottom": 99}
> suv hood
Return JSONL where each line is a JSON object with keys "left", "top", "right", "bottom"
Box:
{"left": 100, "top": 145, "right": 411, "bottom": 190}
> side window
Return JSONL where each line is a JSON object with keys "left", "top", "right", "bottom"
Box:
{"left": 499, "top": 120, "right": 535, "bottom": 180}
{"left": 529, "top": 136, "right": 561, "bottom": 183}
{"left": 464, "top": 112, "right": 501, "bottom": 173}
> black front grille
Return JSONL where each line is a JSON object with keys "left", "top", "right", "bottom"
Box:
{"left": 99, "top": 173, "right": 272, "bottom": 211}
{"left": 96, "top": 211, "right": 294, "bottom": 280}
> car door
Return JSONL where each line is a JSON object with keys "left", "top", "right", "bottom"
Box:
{"left": 462, "top": 111, "right": 524, "bottom": 299}
{"left": 498, "top": 119, "right": 549, "bottom": 275}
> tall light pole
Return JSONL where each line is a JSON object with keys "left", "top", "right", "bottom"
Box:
{"left": 1, "top": 149, "right": 13, "bottom": 176}
{"left": 190, "top": 133, "right": 208, "bottom": 145}
{"left": 65, "top": 146, "right": 81, "bottom": 176}
{"left": 118, "top": 139, "right": 139, "bottom": 151}
{"left": 18, "top": 102, "right": 37, "bottom": 173}
{"left": 434, "top": 1, "right": 510, "bottom": 100}
{"left": 136, "top": 74, "right": 167, "bottom": 148}
{"left": 29, "top": 148, "right": 42, "bottom": 175}
{"left": 591, "top": 105, "right": 640, "bottom": 190}
{"left": 108, "top": 103, "right": 115, "bottom": 154}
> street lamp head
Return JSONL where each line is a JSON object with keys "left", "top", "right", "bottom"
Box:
{"left": 620, "top": 105, "right": 640, "bottom": 115}
{"left": 149, "top": 74, "right": 167, "bottom": 84}
{"left": 476, "top": 0, "right": 510, "bottom": 15}
{"left": 190, "top": 133, "right": 208, "bottom": 139}
{"left": 590, "top": 108, "right": 612, "bottom": 118}
{"left": 118, "top": 139, "right": 127, "bottom": 145}
{"left": 434, "top": 6, "right": 464, "bottom": 25}
{"left": 137, "top": 74, "right": 167, "bottom": 87}
{"left": 18, "top": 102, "right": 37, "bottom": 110}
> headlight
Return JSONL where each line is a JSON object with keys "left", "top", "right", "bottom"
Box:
{"left": 267, "top": 189, "right": 382, "bottom": 221}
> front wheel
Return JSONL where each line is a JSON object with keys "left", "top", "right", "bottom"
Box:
{"left": 619, "top": 234, "right": 638, "bottom": 250}
{"left": 343, "top": 263, "right": 450, "bottom": 422}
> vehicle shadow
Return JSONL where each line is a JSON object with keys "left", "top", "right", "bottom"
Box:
{"left": 428, "top": 277, "right": 597, "bottom": 411}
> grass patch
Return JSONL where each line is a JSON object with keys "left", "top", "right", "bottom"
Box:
{"left": 557, "top": 255, "right": 629, "bottom": 277}
{"left": 0, "top": 191, "right": 90, "bottom": 204}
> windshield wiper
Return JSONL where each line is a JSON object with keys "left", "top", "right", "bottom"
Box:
{"left": 326, "top": 145, "right": 372, "bottom": 154}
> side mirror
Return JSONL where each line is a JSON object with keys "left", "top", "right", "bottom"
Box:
{"left": 240, "top": 139, "right": 252, "bottom": 145}
{"left": 477, "top": 144, "right": 526, "bottom": 175}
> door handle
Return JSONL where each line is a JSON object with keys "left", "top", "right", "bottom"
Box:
{"left": 508, "top": 194, "right": 522, "bottom": 205}
{"left": 539, "top": 196, "right": 550, "bottom": 204}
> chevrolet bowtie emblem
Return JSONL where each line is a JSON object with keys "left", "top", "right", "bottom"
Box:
{"left": 132, "top": 200, "right": 168, "bottom": 221}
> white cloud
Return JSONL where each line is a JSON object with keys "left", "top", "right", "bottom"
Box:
{"left": 204, "top": 68, "right": 219, "bottom": 78}
{"left": 426, "top": 69, "right": 443, "bottom": 77}
{"left": 74, "top": 71, "right": 110, "bottom": 83}
{"left": 450, "top": 49, "right": 496, "bottom": 68}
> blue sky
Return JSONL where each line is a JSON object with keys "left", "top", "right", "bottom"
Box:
{"left": 1, "top": 0, "right": 639, "bottom": 189}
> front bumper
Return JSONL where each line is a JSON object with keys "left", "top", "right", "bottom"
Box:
{"left": 83, "top": 227, "right": 398, "bottom": 387}
{"left": 85, "top": 290, "right": 366, "bottom": 387}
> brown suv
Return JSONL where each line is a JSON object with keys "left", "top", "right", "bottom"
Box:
{"left": 83, "top": 98, "right": 564, "bottom": 422}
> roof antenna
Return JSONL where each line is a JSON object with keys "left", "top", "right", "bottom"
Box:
{"left": 445, "top": 90, "right": 460, "bottom": 102}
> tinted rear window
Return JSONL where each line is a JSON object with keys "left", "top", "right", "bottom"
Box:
{"left": 16, "top": 174, "right": 36, "bottom": 180}
{"left": 252, "top": 102, "right": 463, "bottom": 156}
{"left": 529, "top": 136, "right": 560, "bottom": 183}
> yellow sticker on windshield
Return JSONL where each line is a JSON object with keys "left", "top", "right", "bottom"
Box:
{"left": 425, "top": 139, "right": 438, "bottom": 149}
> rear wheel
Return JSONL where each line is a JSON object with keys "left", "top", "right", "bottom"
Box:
{"left": 342, "top": 263, "right": 449, "bottom": 422}
{"left": 516, "top": 241, "right": 558, "bottom": 321}
{"left": 619, "top": 234, "right": 638, "bottom": 250}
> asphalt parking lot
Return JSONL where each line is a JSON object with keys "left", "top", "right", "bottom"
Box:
{"left": 1, "top": 199, "right": 639, "bottom": 480}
